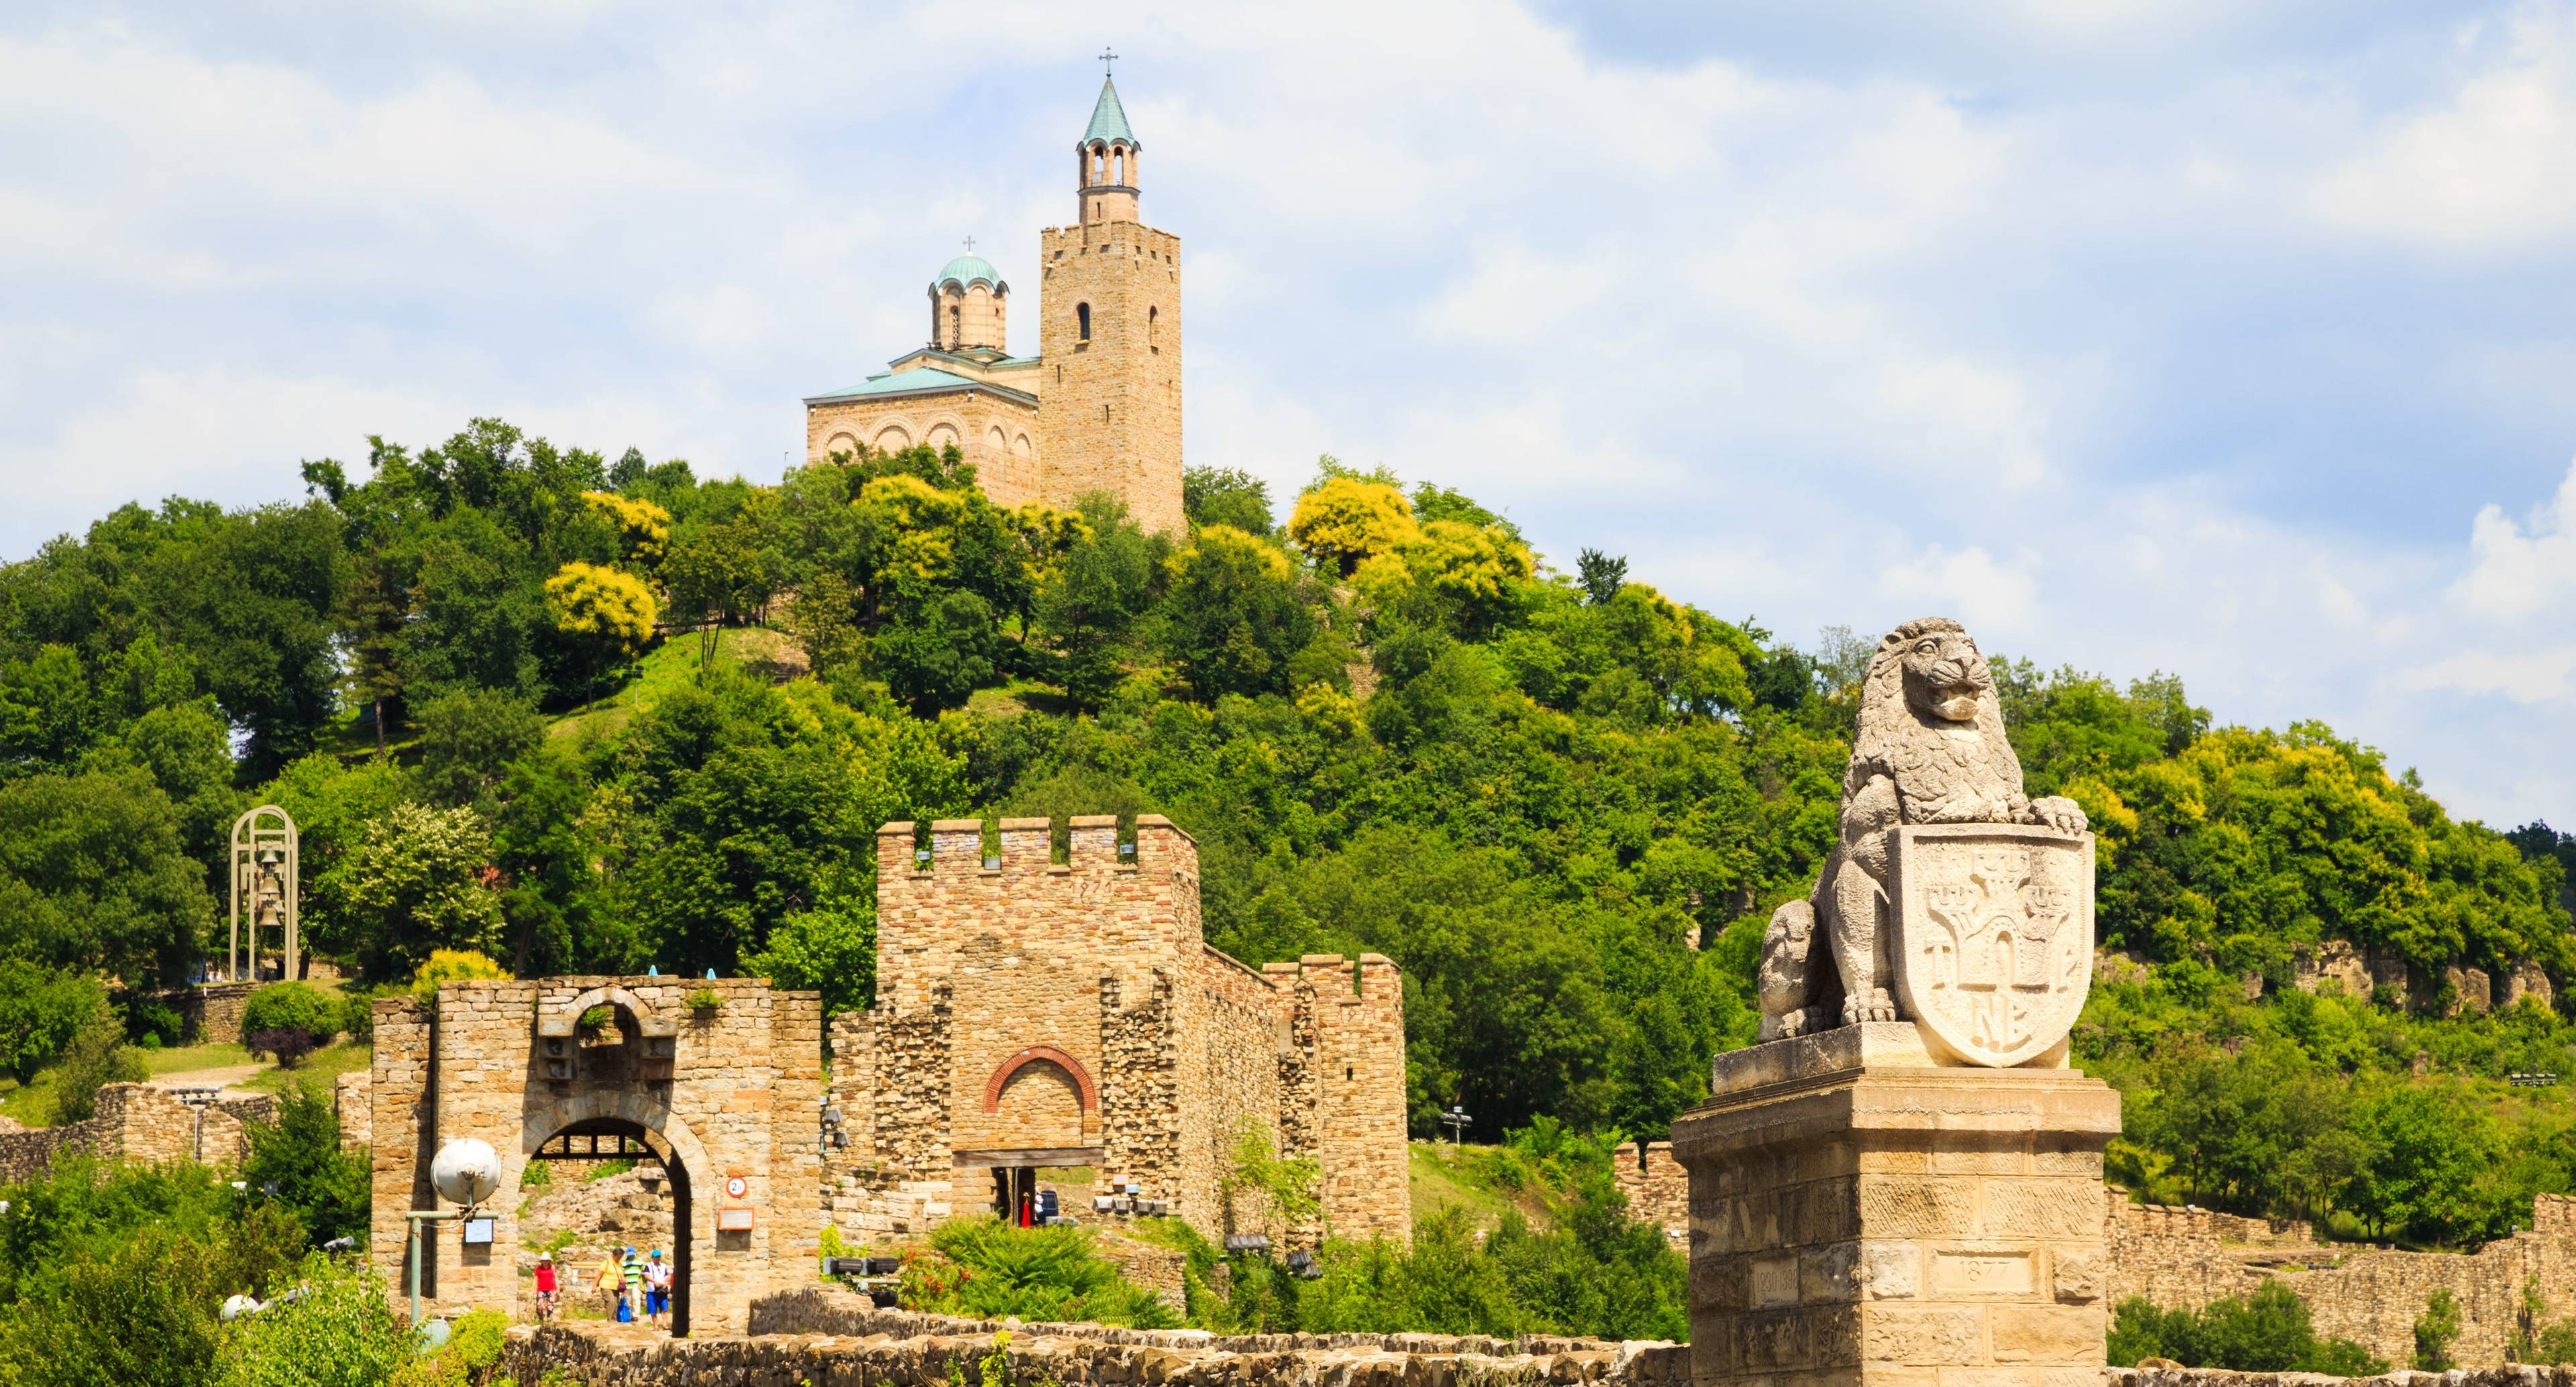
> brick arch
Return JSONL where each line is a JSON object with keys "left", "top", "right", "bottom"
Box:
{"left": 537, "top": 984, "right": 675, "bottom": 1038}
{"left": 980, "top": 1045, "right": 1097, "bottom": 1114}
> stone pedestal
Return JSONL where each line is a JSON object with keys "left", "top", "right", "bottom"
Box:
{"left": 1669, "top": 1023, "right": 2121, "bottom": 1387}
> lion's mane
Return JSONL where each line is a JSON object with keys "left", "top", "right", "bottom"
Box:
{"left": 1846, "top": 616, "right": 2028, "bottom": 824}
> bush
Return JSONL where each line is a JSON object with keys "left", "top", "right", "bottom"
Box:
{"left": 239, "top": 1085, "right": 370, "bottom": 1250}
{"left": 2416, "top": 1287, "right": 2463, "bottom": 1371}
{"left": 2106, "top": 1285, "right": 2387, "bottom": 1374}
{"left": 240, "top": 983, "right": 338, "bottom": 1068}
{"left": 903, "top": 1217, "right": 1176, "bottom": 1327}
{"left": 0, "top": 960, "right": 108, "bottom": 1082}
{"left": 50, "top": 1011, "right": 146, "bottom": 1123}
{"left": 407, "top": 948, "right": 509, "bottom": 1005}
{"left": 215, "top": 1254, "right": 411, "bottom": 1387}
{"left": 127, "top": 997, "right": 184, "bottom": 1049}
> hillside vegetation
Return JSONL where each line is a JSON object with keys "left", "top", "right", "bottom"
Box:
{"left": 0, "top": 419, "right": 2571, "bottom": 1257}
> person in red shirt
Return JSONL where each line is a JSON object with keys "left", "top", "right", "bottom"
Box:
{"left": 534, "top": 1252, "right": 559, "bottom": 1321}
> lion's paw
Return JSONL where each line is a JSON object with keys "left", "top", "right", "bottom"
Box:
{"left": 2028, "top": 795, "right": 2088, "bottom": 835}
{"left": 1841, "top": 990, "right": 1898, "bottom": 1025}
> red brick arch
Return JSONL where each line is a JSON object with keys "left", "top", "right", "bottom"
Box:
{"left": 981, "top": 1046, "right": 1097, "bottom": 1114}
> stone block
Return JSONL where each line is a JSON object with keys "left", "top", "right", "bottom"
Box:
{"left": 1985, "top": 1305, "right": 2102, "bottom": 1364}
{"left": 1860, "top": 1307, "right": 1980, "bottom": 1365}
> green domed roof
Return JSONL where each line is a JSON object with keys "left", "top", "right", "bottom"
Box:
{"left": 1083, "top": 76, "right": 1136, "bottom": 148}
{"left": 932, "top": 254, "right": 1002, "bottom": 290}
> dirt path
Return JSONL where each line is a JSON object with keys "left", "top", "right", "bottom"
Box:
{"left": 150, "top": 1063, "right": 269, "bottom": 1096}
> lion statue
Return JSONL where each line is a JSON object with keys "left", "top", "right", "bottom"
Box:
{"left": 1758, "top": 616, "right": 2086, "bottom": 1039}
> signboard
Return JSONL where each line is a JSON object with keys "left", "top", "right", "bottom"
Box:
{"left": 716, "top": 1207, "right": 755, "bottom": 1231}
{"left": 461, "top": 1217, "right": 495, "bottom": 1245}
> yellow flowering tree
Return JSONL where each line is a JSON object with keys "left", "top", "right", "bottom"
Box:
{"left": 1287, "top": 476, "right": 1419, "bottom": 578}
{"left": 545, "top": 560, "right": 658, "bottom": 706}
{"left": 580, "top": 489, "right": 672, "bottom": 569}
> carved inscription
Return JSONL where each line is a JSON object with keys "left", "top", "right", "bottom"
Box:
{"left": 1890, "top": 824, "right": 2094, "bottom": 1066}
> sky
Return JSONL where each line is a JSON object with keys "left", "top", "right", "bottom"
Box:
{"left": 4, "top": 1, "right": 2576, "bottom": 828}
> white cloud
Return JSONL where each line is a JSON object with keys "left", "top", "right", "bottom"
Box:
{"left": 2450, "top": 457, "right": 2576, "bottom": 621}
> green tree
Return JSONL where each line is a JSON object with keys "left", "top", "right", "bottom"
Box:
{"left": 743, "top": 899, "right": 877, "bottom": 1017}
{"left": 0, "top": 768, "right": 213, "bottom": 985}
{"left": 238, "top": 1085, "right": 371, "bottom": 1249}
{"left": 412, "top": 686, "right": 543, "bottom": 816}
{"left": 545, "top": 560, "right": 657, "bottom": 706}
{"left": 2415, "top": 1287, "right": 2463, "bottom": 1370}
{"left": 1036, "top": 497, "right": 1161, "bottom": 709}
{"left": 0, "top": 959, "right": 109, "bottom": 1082}
{"left": 313, "top": 802, "right": 505, "bottom": 983}
{"left": 1183, "top": 466, "right": 1274, "bottom": 535}
{"left": 1159, "top": 526, "right": 1316, "bottom": 703}
{"left": 875, "top": 590, "right": 998, "bottom": 716}
{"left": 215, "top": 1254, "right": 411, "bottom": 1387}
{"left": 51, "top": 1009, "right": 147, "bottom": 1123}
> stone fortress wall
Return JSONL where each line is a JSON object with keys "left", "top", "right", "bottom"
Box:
{"left": 824, "top": 814, "right": 1409, "bottom": 1249}
{"left": 0, "top": 1081, "right": 274, "bottom": 1183}
{"left": 2106, "top": 1188, "right": 2576, "bottom": 1372}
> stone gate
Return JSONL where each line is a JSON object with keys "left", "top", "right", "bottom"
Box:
{"left": 369, "top": 977, "right": 822, "bottom": 1336}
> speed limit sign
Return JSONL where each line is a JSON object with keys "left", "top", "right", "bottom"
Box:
{"left": 724, "top": 1176, "right": 748, "bottom": 1199}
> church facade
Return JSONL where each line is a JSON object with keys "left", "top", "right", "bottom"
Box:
{"left": 802, "top": 76, "right": 1185, "bottom": 535}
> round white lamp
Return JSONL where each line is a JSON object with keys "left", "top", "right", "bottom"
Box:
{"left": 429, "top": 1138, "right": 500, "bottom": 1207}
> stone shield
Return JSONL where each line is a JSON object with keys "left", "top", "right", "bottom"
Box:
{"left": 1886, "top": 823, "right": 2095, "bottom": 1066}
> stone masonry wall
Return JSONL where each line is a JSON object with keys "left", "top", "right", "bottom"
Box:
{"left": 849, "top": 813, "right": 1409, "bottom": 1247}
{"left": 0, "top": 1083, "right": 273, "bottom": 1182}
{"left": 1615, "top": 1140, "right": 1688, "bottom": 1241}
{"left": 366, "top": 977, "right": 824, "bottom": 1335}
{"left": 2107, "top": 1188, "right": 2576, "bottom": 1369}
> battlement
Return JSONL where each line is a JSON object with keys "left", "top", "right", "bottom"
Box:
{"left": 1040, "top": 220, "right": 1181, "bottom": 260}
{"left": 874, "top": 813, "right": 1197, "bottom": 879}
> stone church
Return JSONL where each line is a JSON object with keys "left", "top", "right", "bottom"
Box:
{"left": 802, "top": 76, "right": 1185, "bottom": 535}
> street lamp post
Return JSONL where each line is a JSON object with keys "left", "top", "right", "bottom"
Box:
{"left": 1441, "top": 1105, "right": 1472, "bottom": 1151}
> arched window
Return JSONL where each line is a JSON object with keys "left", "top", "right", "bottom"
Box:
{"left": 949, "top": 304, "right": 960, "bottom": 345}
{"left": 1112, "top": 147, "right": 1125, "bottom": 185}
{"left": 1148, "top": 305, "right": 1158, "bottom": 351}
{"left": 1076, "top": 303, "right": 1091, "bottom": 341}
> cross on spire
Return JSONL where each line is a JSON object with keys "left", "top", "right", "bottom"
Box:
{"left": 1098, "top": 47, "right": 1118, "bottom": 74}
{"left": 962, "top": 235, "right": 975, "bottom": 253}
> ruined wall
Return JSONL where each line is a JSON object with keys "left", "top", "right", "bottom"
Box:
{"left": 0, "top": 1083, "right": 273, "bottom": 1182}
{"left": 1614, "top": 1140, "right": 1688, "bottom": 1239}
{"left": 1184, "top": 946, "right": 1288, "bottom": 1237}
{"left": 151, "top": 981, "right": 256, "bottom": 1045}
{"left": 2106, "top": 1188, "right": 2576, "bottom": 1369}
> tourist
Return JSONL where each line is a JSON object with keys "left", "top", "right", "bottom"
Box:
{"left": 620, "top": 1246, "right": 644, "bottom": 1323}
{"left": 590, "top": 1254, "right": 623, "bottom": 1318}
{"left": 533, "top": 1252, "right": 558, "bottom": 1322}
{"left": 644, "top": 1249, "right": 671, "bottom": 1328}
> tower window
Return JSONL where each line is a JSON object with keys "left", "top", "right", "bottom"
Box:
{"left": 1076, "top": 303, "right": 1090, "bottom": 341}
{"left": 949, "top": 304, "right": 960, "bottom": 344}
{"left": 1148, "top": 306, "right": 1159, "bottom": 351}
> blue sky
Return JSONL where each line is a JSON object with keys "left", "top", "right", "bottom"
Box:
{"left": 5, "top": 1, "right": 2576, "bottom": 828}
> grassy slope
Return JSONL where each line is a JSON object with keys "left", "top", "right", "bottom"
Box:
{"left": 1409, "top": 1140, "right": 1551, "bottom": 1232}
{"left": 547, "top": 625, "right": 806, "bottom": 740}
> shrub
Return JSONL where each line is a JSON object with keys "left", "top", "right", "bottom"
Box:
{"left": 239, "top": 1085, "right": 370, "bottom": 1250}
{"left": 903, "top": 1217, "right": 1176, "bottom": 1327}
{"left": 2416, "top": 1287, "right": 2463, "bottom": 1371}
{"left": 125, "top": 997, "right": 184, "bottom": 1050}
{"left": 684, "top": 988, "right": 721, "bottom": 1013}
{"left": 215, "top": 1254, "right": 411, "bottom": 1387}
{"left": 0, "top": 961, "right": 108, "bottom": 1082}
{"left": 240, "top": 983, "right": 338, "bottom": 1068}
{"left": 408, "top": 948, "right": 510, "bottom": 1006}
{"left": 2106, "top": 1285, "right": 2387, "bottom": 1374}
{"left": 50, "top": 1011, "right": 146, "bottom": 1123}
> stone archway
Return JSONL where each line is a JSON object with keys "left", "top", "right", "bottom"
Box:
{"left": 512, "top": 1091, "right": 712, "bottom": 1335}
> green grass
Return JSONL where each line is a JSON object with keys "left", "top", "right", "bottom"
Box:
{"left": 549, "top": 625, "right": 805, "bottom": 740}
{"left": 1409, "top": 1140, "right": 1542, "bottom": 1232}
{"left": 240, "top": 1040, "right": 372, "bottom": 1094}
{"left": 138, "top": 1042, "right": 254, "bottom": 1076}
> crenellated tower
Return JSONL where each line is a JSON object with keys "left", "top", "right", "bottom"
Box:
{"left": 1035, "top": 75, "right": 1184, "bottom": 535}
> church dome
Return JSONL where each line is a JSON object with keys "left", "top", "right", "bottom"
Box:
{"left": 932, "top": 254, "right": 1003, "bottom": 292}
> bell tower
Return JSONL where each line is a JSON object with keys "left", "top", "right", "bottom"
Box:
{"left": 1036, "top": 64, "right": 1183, "bottom": 536}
